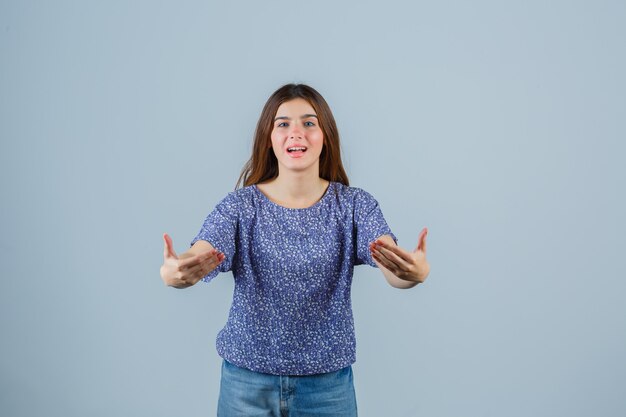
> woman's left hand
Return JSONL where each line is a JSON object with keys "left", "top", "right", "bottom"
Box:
{"left": 369, "top": 227, "right": 430, "bottom": 283}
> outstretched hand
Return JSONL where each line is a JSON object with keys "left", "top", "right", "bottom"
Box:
{"left": 369, "top": 227, "right": 430, "bottom": 283}
{"left": 160, "top": 233, "right": 225, "bottom": 288}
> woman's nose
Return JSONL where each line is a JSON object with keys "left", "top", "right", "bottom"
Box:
{"left": 289, "top": 125, "right": 303, "bottom": 138}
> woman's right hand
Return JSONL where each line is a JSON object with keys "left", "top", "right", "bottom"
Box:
{"left": 160, "top": 233, "right": 225, "bottom": 288}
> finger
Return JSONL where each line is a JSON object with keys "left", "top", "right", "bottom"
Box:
{"left": 372, "top": 246, "right": 411, "bottom": 274}
{"left": 200, "top": 252, "right": 225, "bottom": 269}
{"left": 370, "top": 245, "right": 400, "bottom": 269}
{"left": 178, "top": 250, "right": 219, "bottom": 270}
{"left": 163, "top": 233, "right": 178, "bottom": 259}
{"left": 413, "top": 228, "right": 428, "bottom": 253}
{"left": 372, "top": 241, "right": 413, "bottom": 266}
{"left": 185, "top": 254, "right": 225, "bottom": 280}
{"left": 371, "top": 249, "right": 402, "bottom": 275}
{"left": 372, "top": 239, "right": 414, "bottom": 264}
{"left": 196, "top": 251, "right": 225, "bottom": 271}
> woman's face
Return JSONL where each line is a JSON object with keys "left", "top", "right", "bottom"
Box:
{"left": 270, "top": 98, "right": 324, "bottom": 175}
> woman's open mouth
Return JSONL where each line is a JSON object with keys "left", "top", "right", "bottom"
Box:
{"left": 286, "top": 146, "right": 307, "bottom": 158}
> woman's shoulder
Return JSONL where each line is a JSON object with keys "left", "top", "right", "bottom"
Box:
{"left": 212, "top": 185, "right": 257, "bottom": 209}
{"left": 325, "top": 182, "right": 385, "bottom": 217}
{"left": 331, "top": 182, "right": 377, "bottom": 202}
{"left": 221, "top": 184, "right": 257, "bottom": 198}
{"left": 233, "top": 184, "right": 257, "bottom": 199}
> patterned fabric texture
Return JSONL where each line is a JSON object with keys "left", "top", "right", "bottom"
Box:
{"left": 191, "top": 181, "right": 396, "bottom": 375}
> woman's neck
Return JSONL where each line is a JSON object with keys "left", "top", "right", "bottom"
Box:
{"left": 259, "top": 171, "right": 329, "bottom": 208}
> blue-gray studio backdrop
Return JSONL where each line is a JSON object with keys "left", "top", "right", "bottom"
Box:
{"left": 1, "top": 1, "right": 625, "bottom": 416}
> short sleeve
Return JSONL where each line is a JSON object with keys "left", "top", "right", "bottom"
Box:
{"left": 190, "top": 192, "right": 239, "bottom": 283}
{"left": 354, "top": 189, "right": 397, "bottom": 267}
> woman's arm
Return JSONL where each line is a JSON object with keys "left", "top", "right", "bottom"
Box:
{"left": 369, "top": 230, "right": 430, "bottom": 289}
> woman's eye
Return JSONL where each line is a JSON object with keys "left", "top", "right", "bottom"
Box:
{"left": 277, "top": 122, "right": 288, "bottom": 127}
{"left": 304, "top": 121, "right": 315, "bottom": 127}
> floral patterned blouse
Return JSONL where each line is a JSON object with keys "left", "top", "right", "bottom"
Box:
{"left": 190, "top": 181, "right": 396, "bottom": 375}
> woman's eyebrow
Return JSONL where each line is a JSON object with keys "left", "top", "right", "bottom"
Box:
{"left": 274, "top": 114, "right": 318, "bottom": 122}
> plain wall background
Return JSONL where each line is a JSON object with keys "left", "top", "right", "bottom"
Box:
{"left": 1, "top": 1, "right": 625, "bottom": 416}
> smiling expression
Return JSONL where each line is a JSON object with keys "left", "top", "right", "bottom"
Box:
{"left": 270, "top": 98, "right": 324, "bottom": 175}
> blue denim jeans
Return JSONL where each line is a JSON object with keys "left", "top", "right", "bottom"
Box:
{"left": 217, "top": 359, "right": 358, "bottom": 417}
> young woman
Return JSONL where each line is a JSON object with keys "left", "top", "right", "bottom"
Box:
{"left": 160, "top": 83, "right": 430, "bottom": 416}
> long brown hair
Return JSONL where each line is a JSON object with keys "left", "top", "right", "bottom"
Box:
{"left": 235, "top": 83, "right": 349, "bottom": 189}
